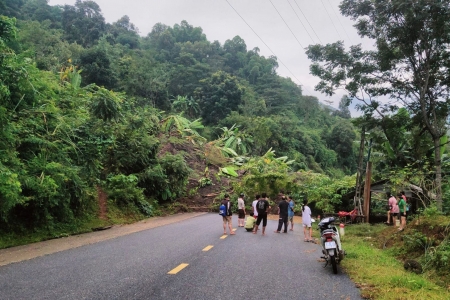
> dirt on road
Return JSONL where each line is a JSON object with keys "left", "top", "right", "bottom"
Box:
{"left": 0, "top": 213, "right": 304, "bottom": 267}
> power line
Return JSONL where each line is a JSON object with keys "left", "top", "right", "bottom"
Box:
{"left": 320, "top": 0, "right": 342, "bottom": 40}
{"left": 292, "top": 0, "right": 323, "bottom": 44}
{"left": 224, "top": 0, "right": 312, "bottom": 94}
{"left": 285, "top": 0, "right": 315, "bottom": 44}
{"left": 269, "top": 0, "right": 304, "bottom": 49}
{"left": 327, "top": 0, "right": 353, "bottom": 44}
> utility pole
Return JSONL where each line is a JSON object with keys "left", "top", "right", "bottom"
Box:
{"left": 354, "top": 127, "right": 365, "bottom": 214}
{"left": 363, "top": 139, "right": 373, "bottom": 223}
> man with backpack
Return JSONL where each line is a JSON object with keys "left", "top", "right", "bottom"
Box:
{"left": 253, "top": 193, "right": 270, "bottom": 235}
{"left": 220, "top": 194, "right": 235, "bottom": 235}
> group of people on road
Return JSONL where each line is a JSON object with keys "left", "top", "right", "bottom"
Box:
{"left": 220, "top": 193, "right": 313, "bottom": 242}
{"left": 386, "top": 191, "right": 409, "bottom": 231}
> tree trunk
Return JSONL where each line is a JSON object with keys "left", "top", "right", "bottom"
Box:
{"left": 433, "top": 137, "right": 443, "bottom": 211}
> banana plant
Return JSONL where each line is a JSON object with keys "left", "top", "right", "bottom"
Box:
{"left": 212, "top": 124, "right": 253, "bottom": 157}
{"left": 161, "top": 114, "right": 206, "bottom": 145}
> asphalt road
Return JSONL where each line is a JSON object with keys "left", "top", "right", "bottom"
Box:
{"left": 0, "top": 213, "right": 361, "bottom": 300}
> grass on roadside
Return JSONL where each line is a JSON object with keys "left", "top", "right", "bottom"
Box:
{"left": 339, "top": 223, "right": 450, "bottom": 300}
{"left": 0, "top": 217, "right": 109, "bottom": 249}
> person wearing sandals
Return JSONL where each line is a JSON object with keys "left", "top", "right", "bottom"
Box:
{"left": 302, "top": 199, "right": 312, "bottom": 242}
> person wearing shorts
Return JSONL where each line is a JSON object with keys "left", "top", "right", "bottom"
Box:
{"left": 302, "top": 199, "right": 312, "bottom": 242}
{"left": 388, "top": 193, "right": 399, "bottom": 226}
{"left": 253, "top": 193, "right": 270, "bottom": 235}
{"left": 221, "top": 194, "right": 235, "bottom": 235}
{"left": 237, "top": 193, "right": 246, "bottom": 227}
{"left": 398, "top": 192, "right": 407, "bottom": 231}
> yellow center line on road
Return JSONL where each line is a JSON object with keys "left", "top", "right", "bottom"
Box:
{"left": 220, "top": 235, "right": 227, "bottom": 239}
{"left": 168, "top": 263, "right": 189, "bottom": 275}
{"left": 202, "top": 245, "right": 214, "bottom": 251}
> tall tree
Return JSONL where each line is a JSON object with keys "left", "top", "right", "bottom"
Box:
{"left": 306, "top": 0, "right": 450, "bottom": 211}
{"left": 61, "top": 0, "right": 105, "bottom": 47}
{"left": 333, "top": 95, "right": 351, "bottom": 119}
{"left": 196, "top": 71, "right": 243, "bottom": 125}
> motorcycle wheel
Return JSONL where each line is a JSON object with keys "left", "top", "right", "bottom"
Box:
{"left": 330, "top": 253, "right": 338, "bottom": 274}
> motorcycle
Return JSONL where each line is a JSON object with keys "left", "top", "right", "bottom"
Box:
{"left": 317, "top": 217, "right": 345, "bottom": 274}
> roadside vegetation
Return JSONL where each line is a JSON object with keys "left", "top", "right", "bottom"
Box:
{"left": 1, "top": 2, "right": 450, "bottom": 298}
{"left": 341, "top": 210, "right": 450, "bottom": 299}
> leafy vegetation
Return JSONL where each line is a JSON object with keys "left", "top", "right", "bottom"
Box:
{"left": 339, "top": 216, "right": 450, "bottom": 299}
{"left": 1, "top": 5, "right": 450, "bottom": 289}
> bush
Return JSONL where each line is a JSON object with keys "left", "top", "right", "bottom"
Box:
{"left": 106, "top": 174, "right": 145, "bottom": 206}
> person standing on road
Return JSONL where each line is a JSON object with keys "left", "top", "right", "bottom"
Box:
{"left": 252, "top": 195, "right": 259, "bottom": 221}
{"left": 253, "top": 193, "right": 270, "bottom": 235}
{"left": 221, "top": 194, "right": 235, "bottom": 235}
{"left": 288, "top": 195, "right": 295, "bottom": 231}
{"left": 302, "top": 199, "right": 312, "bottom": 242}
{"left": 275, "top": 196, "right": 289, "bottom": 233}
{"left": 237, "top": 193, "right": 246, "bottom": 227}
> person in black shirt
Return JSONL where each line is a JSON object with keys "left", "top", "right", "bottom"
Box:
{"left": 274, "top": 196, "right": 289, "bottom": 233}
{"left": 253, "top": 193, "right": 270, "bottom": 235}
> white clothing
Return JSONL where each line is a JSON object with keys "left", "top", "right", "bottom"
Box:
{"left": 238, "top": 197, "right": 245, "bottom": 210}
{"left": 252, "top": 200, "right": 259, "bottom": 217}
{"left": 302, "top": 205, "right": 312, "bottom": 227}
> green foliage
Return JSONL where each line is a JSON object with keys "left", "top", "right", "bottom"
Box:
{"left": 89, "top": 85, "right": 123, "bottom": 121}
{"left": 403, "top": 230, "right": 429, "bottom": 253}
{"left": 342, "top": 224, "right": 450, "bottom": 299}
{"left": 198, "top": 177, "right": 212, "bottom": 187}
{"left": 234, "top": 148, "right": 293, "bottom": 199}
{"left": 0, "top": 3, "right": 386, "bottom": 236}
{"left": 141, "top": 153, "right": 190, "bottom": 201}
{"left": 197, "top": 71, "right": 243, "bottom": 125}
{"left": 421, "top": 205, "right": 443, "bottom": 218}
{"left": 106, "top": 174, "right": 144, "bottom": 206}
{"left": 308, "top": 0, "right": 450, "bottom": 210}
{"left": 292, "top": 172, "right": 355, "bottom": 213}
{"left": 0, "top": 164, "right": 22, "bottom": 220}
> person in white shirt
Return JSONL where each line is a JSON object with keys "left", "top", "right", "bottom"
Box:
{"left": 302, "top": 199, "right": 312, "bottom": 242}
{"left": 237, "top": 193, "right": 246, "bottom": 227}
{"left": 251, "top": 195, "right": 260, "bottom": 231}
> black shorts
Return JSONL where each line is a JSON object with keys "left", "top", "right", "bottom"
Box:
{"left": 256, "top": 213, "right": 268, "bottom": 227}
{"left": 238, "top": 209, "right": 245, "bottom": 219}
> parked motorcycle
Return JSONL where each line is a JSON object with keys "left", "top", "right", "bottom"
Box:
{"left": 317, "top": 217, "right": 345, "bottom": 274}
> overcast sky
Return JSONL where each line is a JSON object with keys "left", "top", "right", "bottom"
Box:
{"left": 48, "top": 0, "right": 375, "bottom": 115}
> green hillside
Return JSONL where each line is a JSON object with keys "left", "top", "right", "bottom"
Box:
{"left": 1, "top": 0, "right": 449, "bottom": 240}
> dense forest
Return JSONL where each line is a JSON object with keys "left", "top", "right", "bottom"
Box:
{"left": 1, "top": 0, "right": 449, "bottom": 236}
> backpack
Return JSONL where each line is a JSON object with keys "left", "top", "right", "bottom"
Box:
{"left": 219, "top": 203, "right": 227, "bottom": 217}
